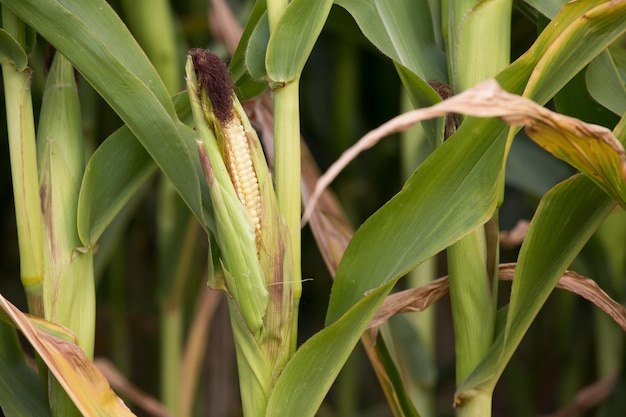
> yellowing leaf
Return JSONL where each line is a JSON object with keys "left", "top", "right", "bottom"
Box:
{"left": 523, "top": 112, "right": 626, "bottom": 207}
{"left": 0, "top": 294, "right": 136, "bottom": 417}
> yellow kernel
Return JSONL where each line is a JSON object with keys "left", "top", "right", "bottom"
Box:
{"left": 222, "top": 118, "right": 262, "bottom": 240}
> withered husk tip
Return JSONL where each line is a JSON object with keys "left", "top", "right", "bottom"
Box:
{"left": 189, "top": 48, "right": 235, "bottom": 124}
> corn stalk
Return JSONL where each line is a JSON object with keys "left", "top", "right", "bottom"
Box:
{"left": 445, "top": 1, "right": 511, "bottom": 415}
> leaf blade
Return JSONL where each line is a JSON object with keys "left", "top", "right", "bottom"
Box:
{"left": 265, "top": 0, "right": 333, "bottom": 82}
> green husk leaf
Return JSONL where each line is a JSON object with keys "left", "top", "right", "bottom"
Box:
{"left": 37, "top": 53, "right": 95, "bottom": 360}
{"left": 186, "top": 54, "right": 268, "bottom": 334}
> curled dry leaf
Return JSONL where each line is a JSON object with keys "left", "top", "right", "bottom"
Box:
{"left": 367, "top": 276, "right": 449, "bottom": 331}
{"left": 370, "top": 263, "right": 626, "bottom": 334}
{"left": 302, "top": 79, "right": 626, "bottom": 224}
{"left": 0, "top": 293, "right": 135, "bottom": 417}
{"left": 499, "top": 263, "right": 626, "bottom": 332}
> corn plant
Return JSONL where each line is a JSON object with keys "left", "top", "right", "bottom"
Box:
{"left": 1, "top": 0, "right": 626, "bottom": 417}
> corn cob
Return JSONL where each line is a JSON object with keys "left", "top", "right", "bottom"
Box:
{"left": 186, "top": 50, "right": 294, "bottom": 416}
{"left": 189, "top": 48, "right": 262, "bottom": 243}
{"left": 222, "top": 118, "right": 262, "bottom": 239}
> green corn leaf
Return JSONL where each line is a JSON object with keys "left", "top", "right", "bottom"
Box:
{"left": 269, "top": 2, "right": 626, "bottom": 415}
{"left": 586, "top": 49, "right": 626, "bottom": 116}
{"left": 0, "top": 28, "right": 27, "bottom": 70}
{"left": 326, "top": 115, "right": 506, "bottom": 324}
{"left": 231, "top": 0, "right": 268, "bottom": 98}
{"left": 335, "top": 0, "right": 446, "bottom": 81}
{"left": 77, "top": 124, "right": 156, "bottom": 248}
{"left": 1, "top": 0, "right": 209, "bottom": 231}
{"left": 371, "top": 331, "right": 422, "bottom": 417}
{"left": 77, "top": 92, "right": 205, "bottom": 247}
{"left": 612, "top": 44, "right": 626, "bottom": 81}
{"left": 335, "top": 0, "right": 447, "bottom": 150}
{"left": 554, "top": 66, "right": 620, "bottom": 127}
{"left": 395, "top": 63, "right": 446, "bottom": 148}
{"left": 526, "top": 0, "right": 568, "bottom": 19}
{"left": 0, "top": 321, "right": 51, "bottom": 417}
{"left": 245, "top": 11, "right": 270, "bottom": 81}
{"left": 266, "top": 281, "right": 395, "bottom": 416}
{"left": 457, "top": 173, "right": 617, "bottom": 396}
{"left": 265, "top": 0, "right": 333, "bottom": 83}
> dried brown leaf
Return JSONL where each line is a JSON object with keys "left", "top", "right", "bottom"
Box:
{"left": 368, "top": 276, "right": 449, "bottom": 330}
{"left": 180, "top": 286, "right": 223, "bottom": 417}
{"left": 302, "top": 79, "right": 626, "bottom": 224}
{"left": 370, "top": 263, "right": 626, "bottom": 334}
{"left": 499, "top": 263, "right": 626, "bottom": 332}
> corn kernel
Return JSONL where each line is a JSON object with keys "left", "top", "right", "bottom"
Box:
{"left": 222, "top": 118, "right": 262, "bottom": 240}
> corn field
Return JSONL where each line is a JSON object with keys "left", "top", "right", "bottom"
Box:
{"left": 1, "top": 1, "right": 626, "bottom": 416}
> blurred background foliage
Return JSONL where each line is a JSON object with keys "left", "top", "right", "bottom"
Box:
{"left": 0, "top": 1, "right": 624, "bottom": 416}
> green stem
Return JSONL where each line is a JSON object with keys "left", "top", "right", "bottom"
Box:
{"left": 445, "top": 1, "right": 511, "bottom": 415}
{"left": 447, "top": 227, "right": 496, "bottom": 383}
{"left": 455, "top": 389, "right": 493, "bottom": 417}
{"left": 267, "top": 0, "right": 302, "bottom": 353}
{"left": 1, "top": 8, "right": 43, "bottom": 317}
{"left": 272, "top": 80, "right": 302, "bottom": 353}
